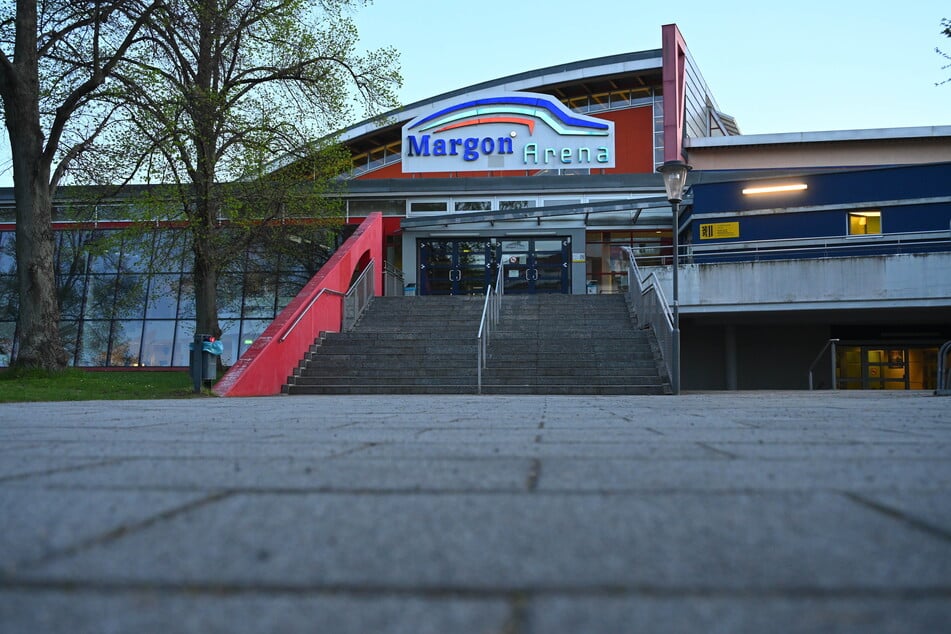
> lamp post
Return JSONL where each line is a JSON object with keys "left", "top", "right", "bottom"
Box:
{"left": 657, "top": 160, "right": 692, "bottom": 395}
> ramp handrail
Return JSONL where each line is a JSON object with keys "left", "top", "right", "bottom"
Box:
{"left": 808, "top": 338, "right": 841, "bottom": 390}
{"left": 477, "top": 265, "right": 505, "bottom": 394}
{"left": 937, "top": 340, "right": 951, "bottom": 396}
{"left": 280, "top": 260, "right": 375, "bottom": 342}
{"left": 623, "top": 247, "right": 674, "bottom": 384}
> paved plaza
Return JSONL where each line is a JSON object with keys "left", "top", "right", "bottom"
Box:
{"left": 1, "top": 391, "right": 949, "bottom": 632}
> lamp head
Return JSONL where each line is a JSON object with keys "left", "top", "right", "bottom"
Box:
{"left": 657, "top": 160, "right": 692, "bottom": 203}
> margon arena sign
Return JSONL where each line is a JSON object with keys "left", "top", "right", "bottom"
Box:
{"left": 402, "top": 92, "right": 615, "bottom": 173}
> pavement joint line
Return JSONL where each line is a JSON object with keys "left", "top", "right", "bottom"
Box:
{"left": 2, "top": 579, "right": 950, "bottom": 601}
{"left": 327, "top": 442, "right": 379, "bottom": 459}
{"left": 842, "top": 491, "right": 951, "bottom": 544}
{"left": 9, "top": 490, "right": 235, "bottom": 571}
{"left": 0, "top": 457, "right": 128, "bottom": 484}
{"left": 525, "top": 459, "right": 542, "bottom": 492}
{"left": 9, "top": 484, "right": 947, "bottom": 497}
{"left": 695, "top": 442, "right": 739, "bottom": 459}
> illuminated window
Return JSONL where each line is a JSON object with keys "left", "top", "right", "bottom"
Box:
{"left": 848, "top": 211, "right": 881, "bottom": 235}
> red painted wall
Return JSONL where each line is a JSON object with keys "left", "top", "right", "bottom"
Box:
{"left": 355, "top": 105, "right": 654, "bottom": 180}
{"left": 213, "top": 213, "right": 384, "bottom": 397}
{"left": 597, "top": 106, "right": 654, "bottom": 174}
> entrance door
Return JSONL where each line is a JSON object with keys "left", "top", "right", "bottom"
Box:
{"left": 498, "top": 237, "right": 571, "bottom": 294}
{"left": 418, "top": 239, "right": 492, "bottom": 295}
{"left": 419, "top": 237, "right": 570, "bottom": 295}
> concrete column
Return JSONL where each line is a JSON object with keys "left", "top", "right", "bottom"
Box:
{"left": 724, "top": 324, "right": 738, "bottom": 391}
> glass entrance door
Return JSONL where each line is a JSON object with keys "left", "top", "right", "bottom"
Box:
{"left": 498, "top": 237, "right": 571, "bottom": 294}
{"left": 418, "top": 239, "right": 492, "bottom": 295}
{"left": 419, "top": 237, "right": 570, "bottom": 295}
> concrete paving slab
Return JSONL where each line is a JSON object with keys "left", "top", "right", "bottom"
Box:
{"left": 528, "top": 596, "right": 951, "bottom": 634}
{"left": 0, "top": 590, "right": 511, "bottom": 634}
{"left": 23, "top": 456, "right": 533, "bottom": 492}
{"left": 20, "top": 491, "right": 951, "bottom": 591}
{"left": 1, "top": 391, "right": 949, "bottom": 633}
{"left": 0, "top": 489, "right": 209, "bottom": 573}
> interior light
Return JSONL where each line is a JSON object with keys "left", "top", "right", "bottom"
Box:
{"left": 858, "top": 216, "right": 867, "bottom": 226}
{"left": 741, "top": 183, "right": 808, "bottom": 195}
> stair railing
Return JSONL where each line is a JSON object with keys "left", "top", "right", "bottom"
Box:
{"left": 807, "top": 338, "right": 840, "bottom": 390}
{"left": 342, "top": 260, "right": 376, "bottom": 331}
{"left": 280, "top": 260, "right": 375, "bottom": 342}
{"left": 623, "top": 247, "right": 674, "bottom": 385}
{"left": 477, "top": 265, "right": 505, "bottom": 394}
{"left": 937, "top": 340, "right": 951, "bottom": 396}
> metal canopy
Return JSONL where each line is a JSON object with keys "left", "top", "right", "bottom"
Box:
{"left": 400, "top": 195, "right": 686, "bottom": 229}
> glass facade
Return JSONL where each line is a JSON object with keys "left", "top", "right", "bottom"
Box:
{"left": 585, "top": 231, "right": 667, "bottom": 294}
{"left": 0, "top": 226, "right": 332, "bottom": 368}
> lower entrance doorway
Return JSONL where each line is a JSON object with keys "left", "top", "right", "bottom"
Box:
{"left": 837, "top": 345, "right": 939, "bottom": 390}
{"left": 418, "top": 237, "right": 571, "bottom": 295}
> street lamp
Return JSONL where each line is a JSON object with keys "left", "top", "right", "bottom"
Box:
{"left": 657, "top": 160, "right": 692, "bottom": 395}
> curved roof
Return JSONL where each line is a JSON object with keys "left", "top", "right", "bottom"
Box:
{"left": 337, "top": 49, "right": 664, "bottom": 157}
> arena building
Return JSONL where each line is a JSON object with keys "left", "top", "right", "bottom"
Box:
{"left": 2, "top": 24, "right": 950, "bottom": 391}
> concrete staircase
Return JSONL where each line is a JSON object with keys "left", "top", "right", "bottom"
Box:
{"left": 283, "top": 294, "right": 669, "bottom": 395}
{"left": 283, "top": 296, "right": 484, "bottom": 394}
{"left": 480, "top": 294, "right": 669, "bottom": 395}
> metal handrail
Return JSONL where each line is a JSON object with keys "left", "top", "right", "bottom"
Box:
{"left": 686, "top": 230, "right": 950, "bottom": 263}
{"left": 342, "top": 260, "right": 375, "bottom": 331}
{"left": 808, "top": 338, "right": 841, "bottom": 390}
{"left": 623, "top": 246, "right": 675, "bottom": 384}
{"left": 279, "top": 261, "right": 375, "bottom": 343}
{"left": 937, "top": 340, "right": 951, "bottom": 396}
{"left": 477, "top": 265, "right": 505, "bottom": 394}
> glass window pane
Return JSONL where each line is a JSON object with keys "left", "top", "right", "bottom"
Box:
{"left": 238, "top": 320, "right": 268, "bottom": 360}
{"left": 499, "top": 200, "right": 536, "bottom": 210}
{"left": 0, "top": 274, "right": 16, "bottom": 321}
{"left": 454, "top": 201, "right": 491, "bottom": 212}
{"left": 0, "top": 232, "right": 15, "bottom": 272}
{"left": 277, "top": 278, "right": 307, "bottom": 312}
{"left": 410, "top": 201, "right": 448, "bottom": 213}
{"left": 79, "top": 321, "right": 112, "bottom": 366}
{"left": 217, "top": 273, "right": 243, "bottom": 319}
{"left": 0, "top": 321, "right": 15, "bottom": 367}
{"left": 178, "top": 276, "right": 196, "bottom": 318}
{"left": 120, "top": 233, "right": 154, "bottom": 272}
{"left": 85, "top": 275, "right": 117, "bottom": 319}
{"left": 146, "top": 274, "right": 181, "bottom": 318}
{"left": 59, "top": 320, "right": 79, "bottom": 366}
{"left": 153, "top": 229, "right": 189, "bottom": 273}
{"left": 88, "top": 232, "right": 121, "bottom": 273}
{"left": 57, "top": 274, "right": 87, "bottom": 320}
{"left": 109, "top": 320, "right": 143, "bottom": 366}
{"left": 141, "top": 320, "right": 176, "bottom": 367}
{"left": 113, "top": 274, "right": 147, "bottom": 320}
{"left": 242, "top": 272, "right": 276, "bottom": 318}
{"left": 173, "top": 320, "right": 197, "bottom": 366}
{"left": 219, "top": 319, "right": 241, "bottom": 366}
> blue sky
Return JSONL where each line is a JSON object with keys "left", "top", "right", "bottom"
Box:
{"left": 1, "top": 0, "right": 948, "bottom": 187}
{"left": 354, "top": 0, "right": 949, "bottom": 134}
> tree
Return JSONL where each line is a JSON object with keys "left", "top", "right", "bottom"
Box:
{"left": 0, "top": 0, "right": 162, "bottom": 369}
{"left": 109, "top": 0, "right": 400, "bottom": 341}
{"left": 938, "top": 18, "right": 950, "bottom": 86}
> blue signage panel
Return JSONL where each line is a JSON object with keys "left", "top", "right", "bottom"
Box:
{"left": 402, "top": 92, "right": 616, "bottom": 173}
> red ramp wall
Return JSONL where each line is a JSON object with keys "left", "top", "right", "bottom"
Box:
{"left": 213, "top": 213, "right": 384, "bottom": 397}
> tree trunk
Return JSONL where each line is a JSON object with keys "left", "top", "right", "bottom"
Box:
{"left": 0, "top": 10, "right": 68, "bottom": 370}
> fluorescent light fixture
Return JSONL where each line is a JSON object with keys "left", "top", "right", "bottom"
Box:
{"left": 741, "top": 183, "right": 808, "bottom": 195}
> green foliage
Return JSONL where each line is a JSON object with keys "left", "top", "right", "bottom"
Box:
{"left": 0, "top": 368, "right": 197, "bottom": 402}
{"left": 939, "top": 18, "right": 951, "bottom": 86}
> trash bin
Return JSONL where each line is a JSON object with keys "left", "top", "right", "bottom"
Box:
{"left": 189, "top": 334, "right": 224, "bottom": 393}
{"left": 404, "top": 283, "right": 416, "bottom": 296}
{"left": 586, "top": 280, "right": 599, "bottom": 295}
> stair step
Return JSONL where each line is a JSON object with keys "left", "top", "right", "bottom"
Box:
{"left": 284, "top": 294, "right": 668, "bottom": 395}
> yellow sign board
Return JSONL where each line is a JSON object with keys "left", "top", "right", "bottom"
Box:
{"left": 699, "top": 222, "right": 740, "bottom": 240}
